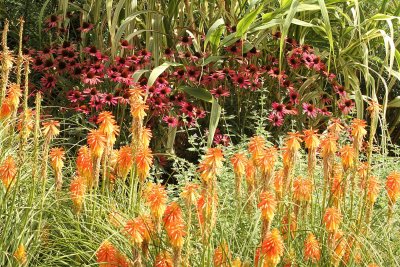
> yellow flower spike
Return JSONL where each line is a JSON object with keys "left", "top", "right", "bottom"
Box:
{"left": 87, "top": 129, "right": 107, "bottom": 158}
{"left": 340, "top": 145, "right": 355, "bottom": 171}
{"left": 304, "top": 233, "right": 321, "bottom": 263}
{"left": 323, "top": 207, "right": 342, "bottom": 232}
{"left": 261, "top": 228, "right": 284, "bottom": 267}
{"left": 135, "top": 146, "right": 153, "bottom": 183}
{"left": 0, "top": 156, "right": 17, "bottom": 189}
{"left": 13, "top": 243, "right": 27, "bottom": 265}
{"left": 41, "top": 120, "right": 60, "bottom": 140}
{"left": 116, "top": 146, "right": 133, "bottom": 180}
{"left": 70, "top": 176, "right": 86, "bottom": 213}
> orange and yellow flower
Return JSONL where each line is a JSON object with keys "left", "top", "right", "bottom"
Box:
{"left": 140, "top": 127, "right": 152, "bottom": 148}
{"left": 258, "top": 191, "right": 277, "bottom": 222}
{"left": 303, "top": 128, "right": 320, "bottom": 150}
{"left": 42, "top": 120, "right": 60, "bottom": 140}
{"left": 293, "top": 177, "right": 313, "bottom": 202}
{"left": 0, "top": 99, "right": 13, "bottom": 120}
{"left": 340, "top": 145, "right": 355, "bottom": 171}
{"left": 70, "top": 176, "right": 86, "bottom": 213}
{"left": 98, "top": 111, "right": 120, "bottom": 146}
{"left": 248, "top": 135, "right": 266, "bottom": 161}
{"left": 386, "top": 171, "right": 400, "bottom": 204}
{"left": 304, "top": 233, "right": 321, "bottom": 263}
{"left": 320, "top": 134, "right": 337, "bottom": 158}
{"left": 87, "top": 129, "right": 107, "bottom": 158}
{"left": 96, "top": 240, "right": 129, "bottom": 267}
{"left": 351, "top": 119, "right": 367, "bottom": 149}
{"left": 124, "top": 217, "right": 150, "bottom": 246}
{"left": 198, "top": 147, "right": 224, "bottom": 184}
{"left": 213, "top": 242, "right": 231, "bottom": 267}
{"left": 261, "top": 228, "right": 284, "bottom": 267}
{"left": 0, "top": 156, "right": 17, "bottom": 189}
{"left": 323, "top": 207, "right": 342, "bottom": 232}
{"left": 180, "top": 183, "right": 200, "bottom": 205}
{"left": 367, "top": 176, "right": 381, "bottom": 204}
{"left": 116, "top": 146, "right": 133, "bottom": 180}
{"left": 130, "top": 101, "right": 148, "bottom": 120}
{"left": 154, "top": 252, "right": 173, "bottom": 267}
{"left": 328, "top": 118, "right": 344, "bottom": 137}
{"left": 13, "top": 243, "right": 27, "bottom": 265}
{"left": 76, "top": 146, "right": 93, "bottom": 184}
{"left": 230, "top": 152, "right": 247, "bottom": 177}
{"left": 285, "top": 132, "right": 303, "bottom": 153}
{"left": 135, "top": 146, "right": 153, "bottom": 182}
{"left": 6, "top": 83, "right": 22, "bottom": 110}
{"left": 49, "top": 147, "right": 65, "bottom": 174}
{"left": 144, "top": 183, "right": 168, "bottom": 221}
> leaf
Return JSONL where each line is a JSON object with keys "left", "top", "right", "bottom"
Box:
{"left": 115, "top": 11, "right": 155, "bottom": 45}
{"left": 125, "top": 30, "right": 148, "bottom": 41}
{"left": 186, "top": 30, "right": 201, "bottom": 52}
{"left": 317, "top": 0, "right": 334, "bottom": 70}
{"left": 207, "top": 98, "right": 222, "bottom": 148}
{"left": 295, "top": 3, "right": 321, "bottom": 12}
{"left": 395, "top": 49, "right": 400, "bottom": 69}
{"left": 205, "top": 18, "right": 225, "bottom": 48}
{"left": 132, "top": 70, "right": 148, "bottom": 82}
{"left": 235, "top": 4, "right": 264, "bottom": 37}
{"left": 201, "top": 56, "right": 225, "bottom": 66}
{"left": 221, "top": 33, "right": 240, "bottom": 47}
{"left": 369, "top": 13, "right": 400, "bottom": 20}
{"left": 38, "top": 0, "right": 52, "bottom": 46}
{"left": 180, "top": 86, "right": 213, "bottom": 102}
{"left": 388, "top": 96, "right": 400, "bottom": 108}
{"left": 147, "top": 62, "right": 181, "bottom": 87}
{"left": 279, "top": 0, "right": 299, "bottom": 68}
{"left": 166, "top": 126, "right": 177, "bottom": 154}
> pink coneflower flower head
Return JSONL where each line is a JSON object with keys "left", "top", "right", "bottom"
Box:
{"left": 232, "top": 73, "right": 251, "bottom": 89}
{"left": 339, "top": 98, "right": 354, "bottom": 115}
{"left": 120, "top": 39, "right": 133, "bottom": 49}
{"left": 77, "top": 21, "right": 94, "bottom": 33}
{"left": 164, "top": 47, "right": 174, "bottom": 58}
{"left": 268, "top": 113, "right": 284, "bottom": 127}
{"left": 288, "top": 89, "right": 300, "bottom": 104}
{"left": 67, "top": 90, "right": 85, "bottom": 103}
{"left": 284, "top": 102, "right": 298, "bottom": 115}
{"left": 82, "top": 71, "right": 102, "bottom": 85}
{"left": 41, "top": 74, "right": 57, "bottom": 89}
{"left": 302, "top": 102, "right": 318, "bottom": 118}
{"left": 102, "top": 93, "right": 119, "bottom": 106}
{"left": 163, "top": 116, "right": 178, "bottom": 127}
{"left": 46, "top": 15, "right": 60, "bottom": 29}
{"left": 210, "top": 86, "right": 230, "bottom": 98}
{"left": 319, "top": 107, "right": 332, "bottom": 116}
{"left": 179, "top": 35, "right": 193, "bottom": 46}
{"left": 272, "top": 102, "right": 287, "bottom": 117}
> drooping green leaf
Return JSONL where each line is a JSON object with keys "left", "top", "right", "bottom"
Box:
{"left": 317, "top": 0, "right": 334, "bottom": 70}
{"left": 132, "top": 70, "right": 148, "bottom": 82}
{"left": 235, "top": 4, "right": 264, "bottom": 37}
{"left": 369, "top": 13, "right": 400, "bottom": 20}
{"left": 388, "top": 96, "right": 400, "bottom": 108}
{"left": 207, "top": 98, "right": 222, "bottom": 148}
{"left": 38, "top": 0, "right": 52, "bottom": 46}
{"left": 279, "top": 0, "right": 299, "bottom": 69}
{"left": 147, "top": 62, "right": 181, "bottom": 87}
{"left": 115, "top": 11, "right": 155, "bottom": 45}
{"left": 180, "top": 86, "right": 213, "bottom": 102}
{"left": 205, "top": 18, "right": 225, "bottom": 48}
